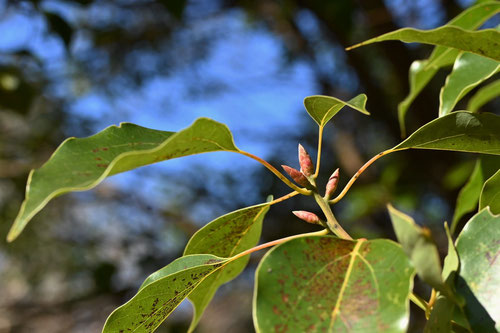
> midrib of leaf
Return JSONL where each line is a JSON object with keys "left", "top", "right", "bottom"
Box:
{"left": 329, "top": 239, "right": 366, "bottom": 331}
{"left": 283, "top": 252, "right": 352, "bottom": 327}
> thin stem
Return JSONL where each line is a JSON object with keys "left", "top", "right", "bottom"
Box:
{"left": 314, "top": 193, "right": 352, "bottom": 240}
{"left": 267, "top": 191, "right": 300, "bottom": 206}
{"left": 409, "top": 293, "right": 429, "bottom": 312}
{"left": 231, "top": 229, "right": 329, "bottom": 261}
{"left": 313, "top": 126, "right": 324, "bottom": 178}
{"left": 238, "top": 150, "right": 312, "bottom": 195}
{"left": 330, "top": 149, "right": 397, "bottom": 204}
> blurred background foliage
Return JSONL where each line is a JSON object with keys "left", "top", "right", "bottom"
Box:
{"left": 0, "top": 0, "right": 498, "bottom": 332}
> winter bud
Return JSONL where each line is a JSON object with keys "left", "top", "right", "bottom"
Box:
{"left": 325, "top": 168, "right": 339, "bottom": 199}
{"left": 293, "top": 211, "right": 321, "bottom": 225}
{"left": 298, "top": 144, "right": 314, "bottom": 177}
{"left": 282, "top": 165, "right": 312, "bottom": 188}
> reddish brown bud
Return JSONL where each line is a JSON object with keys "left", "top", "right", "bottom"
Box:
{"left": 298, "top": 144, "right": 314, "bottom": 177}
{"left": 325, "top": 168, "right": 339, "bottom": 199}
{"left": 282, "top": 165, "right": 311, "bottom": 188}
{"left": 293, "top": 211, "right": 321, "bottom": 225}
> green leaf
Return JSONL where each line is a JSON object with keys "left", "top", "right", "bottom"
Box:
{"left": 253, "top": 236, "right": 414, "bottom": 332}
{"left": 468, "top": 79, "right": 500, "bottom": 112}
{"left": 103, "top": 254, "right": 230, "bottom": 333}
{"left": 455, "top": 208, "right": 500, "bottom": 332}
{"left": 347, "top": 26, "right": 500, "bottom": 62}
{"left": 451, "top": 156, "right": 500, "bottom": 232}
{"left": 398, "top": 60, "right": 439, "bottom": 137}
{"left": 397, "top": 1, "right": 500, "bottom": 136}
{"left": 394, "top": 111, "right": 500, "bottom": 155}
{"left": 7, "top": 118, "right": 240, "bottom": 242}
{"left": 303, "top": 94, "right": 370, "bottom": 128}
{"left": 443, "top": 223, "right": 459, "bottom": 283}
{"left": 424, "top": 295, "right": 455, "bottom": 333}
{"left": 387, "top": 205, "right": 444, "bottom": 292}
{"left": 183, "top": 202, "right": 270, "bottom": 331}
{"left": 424, "top": 2, "right": 500, "bottom": 71}
{"left": 480, "top": 169, "right": 500, "bottom": 214}
{"left": 439, "top": 52, "right": 500, "bottom": 117}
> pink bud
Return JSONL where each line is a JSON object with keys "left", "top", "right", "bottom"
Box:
{"left": 282, "top": 165, "right": 312, "bottom": 188}
{"left": 325, "top": 168, "right": 339, "bottom": 199}
{"left": 293, "top": 211, "right": 321, "bottom": 225}
{"left": 298, "top": 144, "right": 314, "bottom": 177}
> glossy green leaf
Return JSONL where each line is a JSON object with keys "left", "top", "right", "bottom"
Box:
{"left": 480, "top": 169, "right": 500, "bottom": 214}
{"left": 254, "top": 236, "right": 414, "bottom": 332}
{"left": 455, "top": 208, "right": 500, "bottom": 332}
{"left": 347, "top": 27, "right": 500, "bottom": 62}
{"left": 103, "top": 254, "right": 230, "bottom": 333}
{"left": 303, "top": 94, "right": 370, "bottom": 128}
{"left": 7, "top": 118, "right": 240, "bottom": 242}
{"left": 183, "top": 202, "right": 270, "bottom": 331}
{"left": 439, "top": 52, "right": 500, "bottom": 117}
{"left": 394, "top": 111, "right": 500, "bottom": 155}
{"left": 468, "top": 79, "right": 500, "bottom": 112}
{"left": 397, "top": 2, "right": 500, "bottom": 137}
{"left": 387, "top": 205, "right": 444, "bottom": 292}
{"left": 424, "top": 2, "right": 500, "bottom": 70}
{"left": 451, "top": 156, "right": 500, "bottom": 232}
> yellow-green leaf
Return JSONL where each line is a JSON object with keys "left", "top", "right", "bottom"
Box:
{"left": 439, "top": 52, "right": 500, "bottom": 117}
{"left": 467, "top": 79, "right": 500, "bottom": 112}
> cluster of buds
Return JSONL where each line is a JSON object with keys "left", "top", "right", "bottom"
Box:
{"left": 284, "top": 144, "right": 342, "bottom": 225}
{"left": 281, "top": 144, "right": 315, "bottom": 189}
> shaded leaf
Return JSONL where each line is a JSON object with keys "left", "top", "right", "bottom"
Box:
{"left": 303, "top": 94, "right": 370, "bottom": 128}
{"left": 387, "top": 205, "right": 444, "bottom": 292}
{"left": 347, "top": 27, "right": 500, "bottom": 62}
{"left": 467, "top": 79, "right": 500, "bottom": 112}
{"left": 480, "top": 169, "right": 500, "bottom": 214}
{"left": 103, "top": 254, "right": 229, "bottom": 333}
{"left": 397, "top": 2, "right": 500, "bottom": 136}
{"left": 439, "top": 52, "right": 500, "bottom": 117}
{"left": 394, "top": 111, "right": 500, "bottom": 155}
{"left": 451, "top": 155, "right": 500, "bottom": 232}
{"left": 442, "top": 223, "right": 459, "bottom": 283}
{"left": 455, "top": 208, "right": 500, "bottom": 332}
{"left": 183, "top": 202, "right": 270, "bottom": 331}
{"left": 398, "top": 60, "right": 439, "bottom": 137}
{"left": 424, "top": 295, "right": 455, "bottom": 333}
{"left": 7, "top": 118, "right": 239, "bottom": 241}
{"left": 254, "top": 236, "right": 414, "bottom": 332}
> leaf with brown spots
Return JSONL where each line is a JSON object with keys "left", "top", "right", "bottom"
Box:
{"left": 103, "top": 254, "right": 230, "bottom": 333}
{"left": 8, "top": 118, "right": 240, "bottom": 242}
{"left": 183, "top": 202, "right": 270, "bottom": 332}
{"left": 455, "top": 208, "right": 500, "bottom": 331}
{"left": 254, "top": 236, "right": 414, "bottom": 332}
